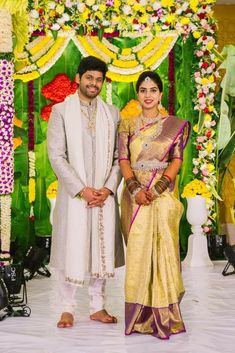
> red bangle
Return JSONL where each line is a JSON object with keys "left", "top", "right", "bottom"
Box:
{"left": 163, "top": 174, "right": 172, "bottom": 183}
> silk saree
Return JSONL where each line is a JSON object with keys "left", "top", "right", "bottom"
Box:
{"left": 118, "top": 114, "right": 190, "bottom": 339}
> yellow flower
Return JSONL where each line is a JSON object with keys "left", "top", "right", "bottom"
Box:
{"left": 208, "top": 105, "right": 214, "bottom": 112}
{"left": 201, "top": 77, "right": 209, "bottom": 85}
{"left": 193, "top": 124, "right": 199, "bottom": 133}
{"left": 13, "top": 115, "right": 23, "bottom": 128}
{"left": 29, "top": 178, "right": 36, "bottom": 203}
{"left": 100, "top": 4, "right": 106, "bottom": 12}
{"left": 56, "top": 4, "right": 64, "bottom": 14}
{"left": 49, "top": 10, "right": 56, "bottom": 18}
{"left": 182, "top": 179, "right": 212, "bottom": 198}
{"left": 166, "top": 14, "right": 176, "bottom": 24}
{"left": 114, "top": 0, "right": 121, "bottom": 6}
{"left": 46, "top": 181, "right": 58, "bottom": 199}
{"left": 180, "top": 17, "right": 190, "bottom": 25}
{"left": 161, "top": 0, "right": 174, "bottom": 7}
{"left": 95, "top": 11, "right": 103, "bottom": 20}
{"left": 208, "top": 75, "right": 214, "bottom": 83}
{"left": 193, "top": 31, "right": 201, "bottom": 39}
{"left": 140, "top": 14, "right": 148, "bottom": 24}
{"left": 190, "top": 0, "right": 199, "bottom": 12}
{"left": 13, "top": 137, "right": 22, "bottom": 150}
{"left": 206, "top": 141, "right": 213, "bottom": 153}
{"left": 207, "top": 41, "right": 214, "bottom": 50}
{"left": 205, "top": 114, "right": 212, "bottom": 121}
{"left": 207, "top": 163, "right": 215, "bottom": 172}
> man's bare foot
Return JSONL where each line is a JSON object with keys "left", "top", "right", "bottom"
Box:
{"left": 90, "top": 309, "right": 117, "bottom": 323}
{"left": 57, "top": 312, "right": 74, "bottom": 328}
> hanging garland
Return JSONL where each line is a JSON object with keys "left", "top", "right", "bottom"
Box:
{"left": 0, "top": 8, "right": 14, "bottom": 264}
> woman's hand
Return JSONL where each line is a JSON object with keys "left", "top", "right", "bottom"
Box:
{"left": 135, "top": 189, "right": 152, "bottom": 206}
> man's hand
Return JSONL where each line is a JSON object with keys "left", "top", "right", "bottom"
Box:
{"left": 81, "top": 187, "right": 99, "bottom": 203}
{"left": 87, "top": 187, "right": 111, "bottom": 208}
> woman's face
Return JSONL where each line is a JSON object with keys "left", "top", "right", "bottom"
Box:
{"left": 137, "top": 79, "right": 162, "bottom": 112}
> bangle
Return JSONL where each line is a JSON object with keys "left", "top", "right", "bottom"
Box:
{"left": 151, "top": 187, "right": 160, "bottom": 198}
{"left": 154, "top": 175, "right": 170, "bottom": 195}
{"left": 163, "top": 174, "right": 172, "bottom": 183}
{"left": 132, "top": 186, "right": 142, "bottom": 197}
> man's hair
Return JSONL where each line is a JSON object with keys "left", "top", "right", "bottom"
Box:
{"left": 77, "top": 56, "right": 108, "bottom": 80}
{"left": 136, "top": 71, "right": 163, "bottom": 93}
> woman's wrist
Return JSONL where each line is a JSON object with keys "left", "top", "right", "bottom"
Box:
{"left": 126, "top": 177, "right": 141, "bottom": 194}
{"left": 154, "top": 175, "right": 171, "bottom": 195}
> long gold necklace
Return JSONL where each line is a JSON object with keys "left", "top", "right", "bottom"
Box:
{"left": 80, "top": 105, "right": 97, "bottom": 131}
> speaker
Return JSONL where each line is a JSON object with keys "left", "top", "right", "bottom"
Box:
{"left": 222, "top": 244, "right": 235, "bottom": 276}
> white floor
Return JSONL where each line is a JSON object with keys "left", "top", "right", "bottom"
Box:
{"left": 1, "top": 262, "right": 235, "bottom": 353}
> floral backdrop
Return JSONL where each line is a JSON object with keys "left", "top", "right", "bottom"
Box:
{"left": 0, "top": 0, "right": 222, "bottom": 262}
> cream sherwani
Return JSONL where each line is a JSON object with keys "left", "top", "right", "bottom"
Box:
{"left": 47, "top": 92, "right": 124, "bottom": 313}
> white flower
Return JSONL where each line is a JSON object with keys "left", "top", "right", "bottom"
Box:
{"left": 30, "top": 10, "right": 39, "bottom": 19}
{"left": 193, "top": 158, "right": 199, "bottom": 166}
{"left": 152, "top": 2, "right": 161, "bottom": 10}
{"left": 92, "top": 5, "right": 99, "bottom": 11}
{"left": 62, "top": 13, "right": 70, "bottom": 22}
{"left": 77, "top": 3, "right": 85, "bottom": 12}
{"left": 65, "top": 0, "right": 73, "bottom": 7}
{"left": 140, "top": 0, "right": 147, "bottom": 5}
{"left": 48, "top": 1, "right": 56, "bottom": 10}
{"left": 122, "top": 5, "right": 131, "bottom": 15}
{"left": 57, "top": 18, "right": 65, "bottom": 25}
{"left": 51, "top": 23, "right": 60, "bottom": 31}
{"left": 102, "top": 20, "right": 110, "bottom": 27}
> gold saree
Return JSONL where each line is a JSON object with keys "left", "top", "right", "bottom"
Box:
{"left": 119, "top": 115, "right": 190, "bottom": 339}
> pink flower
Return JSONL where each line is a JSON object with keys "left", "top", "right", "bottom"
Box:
{"left": 197, "top": 136, "right": 205, "bottom": 143}
{"left": 193, "top": 168, "right": 199, "bottom": 175}
{"left": 194, "top": 71, "right": 201, "bottom": 78}
{"left": 202, "top": 169, "right": 209, "bottom": 176}
{"left": 196, "top": 50, "right": 204, "bottom": 57}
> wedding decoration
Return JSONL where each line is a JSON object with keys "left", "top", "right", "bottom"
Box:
{"left": 0, "top": 0, "right": 220, "bottom": 251}
{"left": 46, "top": 181, "right": 58, "bottom": 225}
{"left": 0, "top": 7, "right": 14, "bottom": 264}
{"left": 182, "top": 180, "right": 213, "bottom": 267}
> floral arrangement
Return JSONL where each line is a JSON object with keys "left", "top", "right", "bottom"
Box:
{"left": 181, "top": 179, "right": 212, "bottom": 198}
{"left": 46, "top": 181, "right": 58, "bottom": 199}
{"left": 41, "top": 73, "right": 77, "bottom": 121}
{"left": 28, "top": 0, "right": 215, "bottom": 39}
{"left": 0, "top": 4, "right": 15, "bottom": 264}
{"left": 120, "top": 98, "right": 168, "bottom": 119}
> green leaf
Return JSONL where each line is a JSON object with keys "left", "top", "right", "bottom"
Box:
{"left": 34, "top": 176, "right": 52, "bottom": 236}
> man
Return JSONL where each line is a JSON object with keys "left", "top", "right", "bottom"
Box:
{"left": 47, "top": 56, "right": 124, "bottom": 328}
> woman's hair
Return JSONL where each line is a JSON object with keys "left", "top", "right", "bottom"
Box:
{"left": 77, "top": 56, "right": 108, "bottom": 80}
{"left": 136, "top": 71, "right": 163, "bottom": 93}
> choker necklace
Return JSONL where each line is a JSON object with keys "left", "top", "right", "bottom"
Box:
{"left": 135, "top": 113, "right": 163, "bottom": 142}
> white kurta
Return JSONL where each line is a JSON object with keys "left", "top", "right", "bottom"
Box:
{"left": 47, "top": 93, "right": 124, "bottom": 286}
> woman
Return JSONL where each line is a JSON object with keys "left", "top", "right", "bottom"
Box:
{"left": 118, "top": 71, "right": 190, "bottom": 340}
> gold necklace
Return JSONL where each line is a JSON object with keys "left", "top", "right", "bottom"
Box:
{"left": 80, "top": 105, "right": 97, "bottom": 131}
{"left": 136, "top": 113, "right": 163, "bottom": 142}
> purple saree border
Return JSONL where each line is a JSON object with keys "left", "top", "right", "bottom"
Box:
{"left": 129, "top": 120, "right": 190, "bottom": 231}
{"left": 125, "top": 301, "right": 186, "bottom": 340}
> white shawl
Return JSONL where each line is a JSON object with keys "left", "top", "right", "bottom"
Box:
{"left": 63, "top": 93, "right": 116, "bottom": 285}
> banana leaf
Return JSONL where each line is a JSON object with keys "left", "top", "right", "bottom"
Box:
{"left": 34, "top": 176, "right": 52, "bottom": 236}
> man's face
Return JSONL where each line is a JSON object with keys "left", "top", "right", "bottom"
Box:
{"left": 76, "top": 70, "right": 104, "bottom": 101}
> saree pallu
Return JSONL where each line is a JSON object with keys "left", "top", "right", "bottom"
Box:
{"left": 119, "top": 115, "right": 190, "bottom": 339}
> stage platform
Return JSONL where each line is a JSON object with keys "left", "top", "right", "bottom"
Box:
{"left": 1, "top": 262, "right": 235, "bottom": 353}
